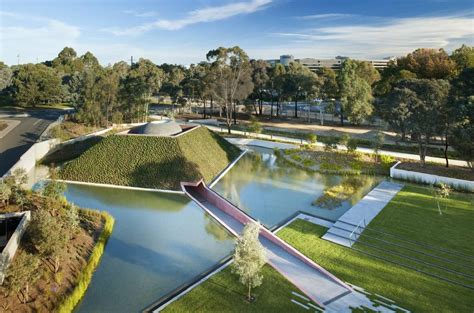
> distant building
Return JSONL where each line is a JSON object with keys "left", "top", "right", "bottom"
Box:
{"left": 266, "top": 55, "right": 396, "bottom": 71}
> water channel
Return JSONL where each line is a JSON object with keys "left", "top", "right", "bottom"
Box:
{"left": 58, "top": 146, "right": 381, "bottom": 312}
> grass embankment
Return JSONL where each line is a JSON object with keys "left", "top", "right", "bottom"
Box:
{"left": 60, "top": 127, "right": 241, "bottom": 190}
{"left": 57, "top": 210, "right": 114, "bottom": 313}
{"left": 41, "top": 137, "right": 103, "bottom": 165}
{"left": 278, "top": 185, "right": 474, "bottom": 313}
{"left": 277, "top": 148, "right": 395, "bottom": 175}
{"left": 164, "top": 265, "right": 309, "bottom": 313}
{"left": 397, "top": 162, "right": 474, "bottom": 181}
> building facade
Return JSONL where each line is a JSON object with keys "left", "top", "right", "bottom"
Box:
{"left": 266, "top": 55, "right": 396, "bottom": 71}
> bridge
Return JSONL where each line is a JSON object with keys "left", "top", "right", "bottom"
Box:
{"left": 181, "top": 180, "right": 352, "bottom": 308}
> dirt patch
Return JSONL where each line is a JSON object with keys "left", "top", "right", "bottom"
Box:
{"left": 51, "top": 121, "right": 102, "bottom": 141}
{"left": 397, "top": 162, "right": 474, "bottom": 181}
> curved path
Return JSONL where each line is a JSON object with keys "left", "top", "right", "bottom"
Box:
{"left": 182, "top": 180, "right": 352, "bottom": 308}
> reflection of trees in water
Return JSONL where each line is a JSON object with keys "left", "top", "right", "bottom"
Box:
{"left": 204, "top": 213, "right": 232, "bottom": 241}
{"left": 65, "top": 184, "right": 189, "bottom": 212}
{"left": 312, "top": 175, "right": 381, "bottom": 210}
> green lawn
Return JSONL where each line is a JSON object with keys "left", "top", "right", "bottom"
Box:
{"left": 278, "top": 185, "right": 474, "bottom": 313}
{"left": 164, "top": 265, "right": 310, "bottom": 313}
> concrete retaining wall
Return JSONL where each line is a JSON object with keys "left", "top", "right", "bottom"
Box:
{"left": 390, "top": 161, "right": 474, "bottom": 192}
{"left": 0, "top": 211, "right": 31, "bottom": 284}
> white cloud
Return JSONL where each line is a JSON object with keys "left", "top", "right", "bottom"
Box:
{"left": 0, "top": 13, "right": 81, "bottom": 64}
{"left": 273, "top": 15, "right": 474, "bottom": 58}
{"left": 122, "top": 10, "right": 158, "bottom": 18}
{"left": 297, "top": 13, "right": 354, "bottom": 20}
{"left": 105, "top": 0, "right": 272, "bottom": 35}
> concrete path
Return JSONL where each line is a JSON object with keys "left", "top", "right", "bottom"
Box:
{"left": 0, "top": 120, "right": 20, "bottom": 139}
{"left": 183, "top": 182, "right": 352, "bottom": 307}
{"left": 322, "top": 181, "right": 404, "bottom": 247}
{"left": 202, "top": 124, "right": 468, "bottom": 167}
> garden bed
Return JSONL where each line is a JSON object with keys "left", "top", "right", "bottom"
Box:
{"left": 0, "top": 120, "right": 7, "bottom": 131}
{"left": 51, "top": 121, "right": 103, "bottom": 142}
{"left": 396, "top": 162, "right": 474, "bottom": 181}
{"left": 277, "top": 148, "right": 395, "bottom": 176}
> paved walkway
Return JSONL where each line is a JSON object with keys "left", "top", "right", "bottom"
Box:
{"left": 322, "top": 181, "right": 404, "bottom": 247}
{"left": 183, "top": 182, "right": 352, "bottom": 307}
{"left": 202, "top": 124, "right": 468, "bottom": 167}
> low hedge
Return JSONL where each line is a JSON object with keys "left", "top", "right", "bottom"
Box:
{"left": 57, "top": 210, "right": 114, "bottom": 313}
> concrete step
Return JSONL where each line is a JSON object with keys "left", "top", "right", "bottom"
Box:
{"left": 321, "top": 232, "right": 352, "bottom": 247}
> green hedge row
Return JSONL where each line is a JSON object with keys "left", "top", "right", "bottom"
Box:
{"left": 57, "top": 210, "right": 114, "bottom": 313}
{"left": 60, "top": 127, "right": 241, "bottom": 190}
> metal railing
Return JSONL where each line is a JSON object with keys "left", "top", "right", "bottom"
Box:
{"left": 348, "top": 218, "right": 366, "bottom": 246}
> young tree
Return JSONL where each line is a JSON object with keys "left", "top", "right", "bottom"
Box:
{"left": 346, "top": 137, "right": 358, "bottom": 154}
{"left": 232, "top": 222, "right": 267, "bottom": 302}
{"left": 0, "top": 181, "right": 11, "bottom": 206}
{"left": 6, "top": 252, "right": 41, "bottom": 304}
{"left": 433, "top": 183, "right": 451, "bottom": 215}
{"left": 248, "top": 116, "right": 262, "bottom": 136}
{"left": 372, "top": 131, "right": 385, "bottom": 162}
{"left": 206, "top": 46, "right": 254, "bottom": 133}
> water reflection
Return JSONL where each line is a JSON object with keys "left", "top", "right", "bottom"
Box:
{"left": 213, "top": 146, "right": 382, "bottom": 227}
{"left": 63, "top": 184, "right": 234, "bottom": 313}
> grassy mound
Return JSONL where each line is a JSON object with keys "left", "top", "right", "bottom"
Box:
{"left": 59, "top": 127, "right": 240, "bottom": 190}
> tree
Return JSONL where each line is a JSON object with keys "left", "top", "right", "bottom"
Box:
{"left": 347, "top": 137, "right": 358, "bottom": 154}
{"left": 27, "top": 209, "right": 69, "bottom": 273}
{"left": 12, "top": 64, "right": 62, "bottom": 107}
{"left": 450, "top": 45, "right": 474, "bottom": 71}
{"left": 248, "top": 116, "right": 262, "bottom": 136}
{"left": 449, "top": 68, "right": 474, "bottom": 169}
{"left": 371, "top": 131, "right": 385, "bottom": 162}
{"left": 433, "top": 183, "right": 451, "bottom": 215}
{"left": 232, "top": 222, "right": 267, "bottom": 302}
{"left": 0, "top": 61, "right": 13, "bottom": 92}
{"left": 269, "top": 63, "right": 286, "bottom": 117}
{"left": 51, "top": 47, "right": 83, "bottom": 74}
{"left": 206, "top": 46, "right": 254, "bottom": 133}
{"left": 337, "top": 59, "right": 374, "bottom": 125}
{"left": 250, "top": 59, "right": 269, "bottom": 115}
{"left": 0, "top": 181, "right": 11, "bottom": 205}
{"left": 319, "top": 67, "right": 338, "bottom": 100}
{"left": 397, "top": 48, "right": 457, "bottom": 79}
{"left": 6, "top": 252, "right": 41, "bottom": 304}
{"left": 387, "top": 79, "right": 450, "bottom": 166}
{"left": 285, "top": 62, "right": 319, "bottom": 118}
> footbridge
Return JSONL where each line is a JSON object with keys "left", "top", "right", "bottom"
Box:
{"left": 181, "top": 180, "right": 352, "bottom": 308}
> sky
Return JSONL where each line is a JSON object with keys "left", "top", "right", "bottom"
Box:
{"left": 0, "top": 0, "right": 473, "bottom": 66}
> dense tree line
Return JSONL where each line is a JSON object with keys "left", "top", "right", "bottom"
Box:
{"left": 0, "top": 45, "right": 472, "bottom": 166}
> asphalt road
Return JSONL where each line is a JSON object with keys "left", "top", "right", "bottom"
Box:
{"left": 0, "top": 110, "right": 63, "bottom": 176}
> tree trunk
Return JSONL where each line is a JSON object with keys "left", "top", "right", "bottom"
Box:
{"left": 340, "top": 107, "right": 344, "bottom": 126}
{"left": 418, "top": 140, "right": 426, "bottom": 167}
{"left": 444, "top": 132, "right": 449, "bottom": 168}
{"left": 203, "top": 98, "right": 206, "bottom": 119}
{"left": 248, "top": 282, "right": 251, "bottom": 301}
{"left": 210, "top": 96, "right": 213, "bottom": 118}
{"left": 233, "top": 102, "right": 237, "bottom": 125}
{"left": 294, "top": 97, "right": 298, "bottom": 118}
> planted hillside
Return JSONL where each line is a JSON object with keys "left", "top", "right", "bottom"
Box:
{"left": 59, "top": 127, "right": 241, "bottom": 190}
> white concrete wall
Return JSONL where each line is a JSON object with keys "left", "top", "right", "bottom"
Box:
{"left": 0, "top": 211, "right": 31, "bottom": 284}
{"left": 390, "top": 162, "right": 474, "bottom": 192}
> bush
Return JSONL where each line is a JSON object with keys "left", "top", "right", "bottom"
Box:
{"left": 347, "top": 138, "right": 358, "bottom": 153}
{"left": 322, "top": 136, "right": 338, "bottom": 151}
{"left": 306, "top": 133, "right": 317, "bottom": 144}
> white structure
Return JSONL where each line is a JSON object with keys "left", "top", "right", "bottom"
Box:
{"left": 390, "top": 162, "right": 474, "bottom": 192}
{"left": 267, "top": 55, "right": 396, "bottom": 72}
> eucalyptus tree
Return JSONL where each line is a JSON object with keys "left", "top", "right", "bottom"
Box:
{"left": 268, "top": 63, "right": 286, "bottom": 117}
{"left": 285, "top": 62, "right": 319, "bottom": 118}
{"left": 206, "top": 46, "right": 254, "bottom": 133}
{"left": 397, "top": 48, "right": 457, "bottom": 79}
{"left": 0, "top": 61, "right": 13, "bottom": 92}
{"left": 451, "top": 45, "right": 474, "bottom": 71}
{"left": 250, "top": 59, "right": 270, "bottom": 116}
{"left": 387, "top": 79, "right": 450, "bottom": 167}
{"left": 337, "top": 59, "right": 374, "bottom": 125}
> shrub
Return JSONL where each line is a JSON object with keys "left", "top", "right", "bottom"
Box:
{"left": 306, "top": 133, "right": 317, "bottom": 144}
{"left": 322, "top": 137, "right": 338, "bottom": 151}
{"left": 347, "top": 138, "right": 358, "bottom": 153}
{"left": 248, "top": 116, "right": 262, "bottom": 135}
